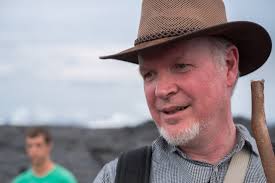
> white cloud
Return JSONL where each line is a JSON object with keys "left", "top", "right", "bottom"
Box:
{"left": 7, "top": 106, "right": 150, "bottom": 128}
{"left": 0, "top": 0, "right": 274, "bottom": 128}
{"left": 87, "top": 112, "right": 145, "bottom": 129}
{"left": 9, "top": 107, "right": 56, "bottom": 125}
{"left": 32, "top": 108, "right": 56, "bottom": 122}
{"left": 11, "top": 43, "right": 140, "bottom": 83}
{"left": 10, "top": 106, "right": 32, "bottom": 125}
{"left": 232, "top": 72, "right": 275, "bottom": 124}
{"left": 0, "top": 64, "right": 15, "bottom": 76}
{"left": 0, "top": 116, "right": 5, "bottom": 124}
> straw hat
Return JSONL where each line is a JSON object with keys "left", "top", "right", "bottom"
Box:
{"left": 100, "top": 0, "right": 272, "bottom": 76}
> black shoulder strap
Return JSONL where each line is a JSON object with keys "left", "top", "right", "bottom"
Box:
{"left": 115, "top": 146, "right": 152, "bottom": 183}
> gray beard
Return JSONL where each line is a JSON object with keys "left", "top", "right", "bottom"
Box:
{"left": 158, "top": 122, "right": 200, "bottom": 146}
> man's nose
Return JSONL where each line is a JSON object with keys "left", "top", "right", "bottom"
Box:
{"left": 28, "top": 147, "right": 37, "bottom": 155}
{"left": 155, "top": 77, "right": 178, "bottom": 99}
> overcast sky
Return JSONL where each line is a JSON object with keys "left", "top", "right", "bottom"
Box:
{"left": 0, "top": 0, "right": 274, "bottom": 128}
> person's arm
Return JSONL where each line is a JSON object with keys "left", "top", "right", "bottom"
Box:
{"left": 93, "top": 159, "right": 118, "bottom": 183}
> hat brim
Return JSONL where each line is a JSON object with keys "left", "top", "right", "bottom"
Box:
{"left": 100, "top": 21, "right": 272, "bottom": 76}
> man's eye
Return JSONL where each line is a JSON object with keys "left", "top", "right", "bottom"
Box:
{"left": 26, "top": 144, "right": 32, "bottom": 149}
{"left": 143, "top": 72, "right": 154, "bottom": 81}
{"left": 173, "top": 64, "right": 189, "bottom": 72}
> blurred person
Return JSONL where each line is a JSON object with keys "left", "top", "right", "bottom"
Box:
{"left": 12, "top": 127, "right": 77, "bottom": 183}
{"left": 93, "top": 0, "right": 272, "bottom": 182}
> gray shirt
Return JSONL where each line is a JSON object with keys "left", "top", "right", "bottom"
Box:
{"left": 93, "top": 124, "right": 266, "bottom": 183}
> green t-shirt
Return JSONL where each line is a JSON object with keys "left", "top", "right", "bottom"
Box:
{"left": 12, "top": 164, "right": 77, "bottom": 183}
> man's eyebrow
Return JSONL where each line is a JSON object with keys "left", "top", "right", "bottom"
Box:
{"left": 173, "top": 56, "right": 185, "bottom": 62}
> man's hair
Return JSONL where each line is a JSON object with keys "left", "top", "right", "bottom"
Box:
{"left": 26, "top": 127, "right": 52, "bottom": 144}
{"left": 207, "top": 36, "right": 240, "bottom": 95}
{"left": 207, "top": 37, "right": 233, "bottom": 66}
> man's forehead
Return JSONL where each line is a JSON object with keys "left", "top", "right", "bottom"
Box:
{"left": 138, "top": 38, "right": 212, "bottom": 67}
{"left": 26, "top": 135, "right": 46, "bottom": 143}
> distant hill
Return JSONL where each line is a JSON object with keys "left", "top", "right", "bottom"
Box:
{"left": 1, "top": 117, "right": 274, "bottom": 183}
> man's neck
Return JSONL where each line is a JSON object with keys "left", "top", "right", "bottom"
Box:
{"left": 179, "top": 120, "right": 237, "bottom": 165}
{"left": 32, "top": 159, "right": 54, "bottom": 177}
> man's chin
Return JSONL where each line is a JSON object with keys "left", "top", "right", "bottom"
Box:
{"left": 158, "top": 123, "right": 200, "bottom": 146}
{"left": 31, "top": 160, "right": 43, "bottom": 166}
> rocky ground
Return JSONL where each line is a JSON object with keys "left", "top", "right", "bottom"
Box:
{"left": 1, "top": 117, "right": 274, "bottom": 183}
{"left": 1, "top": 120, "right": 158, "bottom": 183}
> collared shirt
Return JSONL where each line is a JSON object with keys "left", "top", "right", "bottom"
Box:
{"left": 93, "top": 124, "right": 266, "bottom": 183}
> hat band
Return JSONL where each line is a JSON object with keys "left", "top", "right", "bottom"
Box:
{"left": 134, "top": 27, "right": 201, "bottom": 45}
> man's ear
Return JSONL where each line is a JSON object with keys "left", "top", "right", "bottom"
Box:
{"left": 225, "top": 45, "right": 239, "bottom": 87}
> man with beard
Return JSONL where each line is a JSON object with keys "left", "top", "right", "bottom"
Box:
{"left": 94, "top": 0, "right": 272, "bottom": 182}
{"left": 12, "top": 127, "right": 77, "bottom": 183}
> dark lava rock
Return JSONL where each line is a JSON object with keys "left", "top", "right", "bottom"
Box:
{"left": 0, "top": 121, "right": 158, "bottom": 183}
{"left": 1, "top": 118, "right": 274, "bottom": 183}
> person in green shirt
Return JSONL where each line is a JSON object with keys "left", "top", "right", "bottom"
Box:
{"left": 12, "top": 127, "right": 77, "bottom": 183}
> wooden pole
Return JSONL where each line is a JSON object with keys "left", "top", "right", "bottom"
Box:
{"left": 251, "top": 80, "right": 275, "bottom": 183}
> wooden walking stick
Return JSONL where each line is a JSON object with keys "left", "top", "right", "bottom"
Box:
{"left": 251, "top": 80, "right": 275, "bottom": 183}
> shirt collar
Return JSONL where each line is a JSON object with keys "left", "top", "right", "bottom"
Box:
{"left": 154, "top": 123, "right": 259, "bottom": 159}
{"left": 235, "top": 123, "right": 259, "bottom": 156}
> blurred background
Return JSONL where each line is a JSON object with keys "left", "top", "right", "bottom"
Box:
{"left": 0, "top": 0, "right": 274, "bottom": 182}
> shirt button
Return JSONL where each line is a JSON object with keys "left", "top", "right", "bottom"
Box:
{"left": 214, "top": 166, "right": 219, "bottom": 172}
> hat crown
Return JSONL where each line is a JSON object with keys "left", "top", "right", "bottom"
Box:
{"left": 135, "top": 0, "right": 227, "bottom": 45}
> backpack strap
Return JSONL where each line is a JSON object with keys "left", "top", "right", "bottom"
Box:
{"left": 115, "top": 146, "right": 152, "bottom": 183}
{"left": 223, "top": 148, "right": 250, "bottom": 183}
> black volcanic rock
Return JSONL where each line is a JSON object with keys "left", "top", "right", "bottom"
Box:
{"left": 1, "top": 118, "right": 274, "bottom": 183}
{"left": 0, "top": 121, "right": 159, "bottom": 183}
